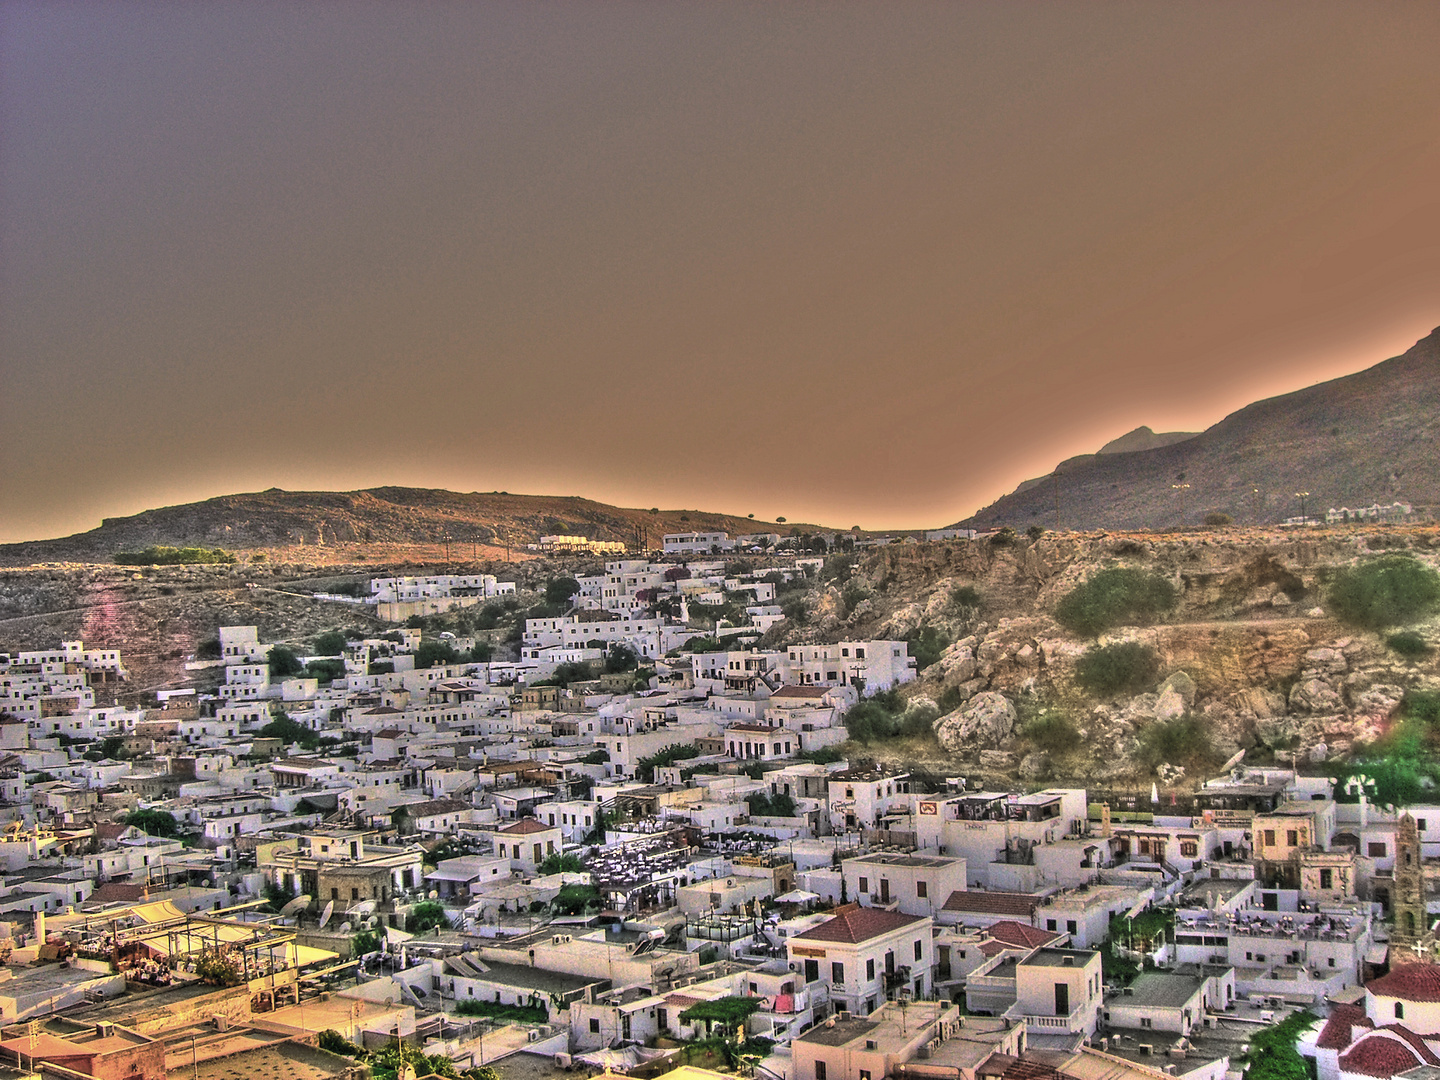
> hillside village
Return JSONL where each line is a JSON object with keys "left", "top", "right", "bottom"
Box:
{"left": 0, "top": 527, "right": 1438, "bottom": 1080}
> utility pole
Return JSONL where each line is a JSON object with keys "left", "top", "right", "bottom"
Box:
{"left": 1295, "top": 491, "right": 1310, "bottom": 524}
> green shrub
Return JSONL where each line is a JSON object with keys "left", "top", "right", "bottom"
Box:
{"left": 635, "top": 743, "right": 700, "bottom": 781}
{"left": 746, "top": 791, "right": 798, "bottom": 817}
{"left": 114, "top": 546, "right": 236, "bottom": 565}
{"left": 1021, "top": 711, "right": 1082, "bottom": 754}
{"left": 452, "top": 999, "right": 548, "bottom": 1023}
{"left": 1203, "top": 512, "right": 1233, "bottom": 527}
{"left": 1055, "top": 569, "right": 1177, "bottom": 636}
{"left": 194, "top": 638, "right": 222, "bottom": 660}
{"left": 1075, "top": 642, "right": 1160, "bottom": 696}
{"left": 951, "top": 585, "right": 982, "bottom": 609}
{"left": 1388, "top": 631, "right": 1432, "bottom": 659}
{"left": 1135, "top": 716, "right": 1214, "bottom": 770}
{"left": 1328, "top": 555, "right": 1440, "bottom": 629}
{"left": 317, "top": 1030, "right": 363, "bottom": 1057}
{"left": 906, "top": 626, "right": 952, "bottom": 671}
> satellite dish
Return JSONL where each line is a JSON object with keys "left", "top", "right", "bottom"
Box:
{"left": 351, "top": 900, "right": 377, "bottom": 918}
{"left": 367, "top": 916, "right": 380, "bottom": 929}
{"left": 340, "top": 921, "right": 353, "bottom": 934}
{"left": 319, "top": 900, "right": 335, "bottom": 929}
{"left": 428, "top": 890, "right": 438, "bottom": 900}
{"left": 280, "top": 895, "right": 311, "bottom": 917}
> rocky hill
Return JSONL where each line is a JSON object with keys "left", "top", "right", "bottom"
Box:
{"left": 958, "top": 327, "right": 1440, "bottom": 531}
{"left": 762, "top": 524, "right": 1440, "bottom": 788}
{"left": 0, "top": 487, "right": 829, "bottom": 565}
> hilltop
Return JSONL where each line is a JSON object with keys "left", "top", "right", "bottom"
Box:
{"left": 959, "top": 327, "right": 1440, "bottom": 531}
{"left": 0, "top": 487, "right": 833, "bottom": 566}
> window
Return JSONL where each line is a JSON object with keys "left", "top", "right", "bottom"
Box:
{"left": 1287, "top": 830, "right": 1298, "bottom": 847}
{"left": 859, "top": 877, "right": 869, "bottom": 893}
{"left": 1264, "top": 830, "right": 1276, "bottom": 847}
{"left": 589, "top": 1019, "right": 601, "bottom": 1033}
{"left": 832, "top": 962, "right": 845, "bottom": 984}
{"left": 1047, "top": 919, "right": 1057, "bottom": 931}
{"left": 866, "top": 959, "right": 875, "bottom": 980}
{"left": 1320, "top": 868, "right": 1333, "bottom": 890}
{"left": 1369, "top": 842, "right": 1387, "bottom": 857}
{"left": 917, "top": 881, "right": 928, "bottom": 899}
{"left": 1396, "top": 1002, "right": 1405, "bottom": 1020}
{"left": 914, "top": 940, "right": 923, "bottom": 961}
{"left": 1067, "top": 921, "right": 1077, "bottom": 935}
{"left": 859, "top": 1072, "right": 871, "bottom": 1080}
{"left": 816, "top": 1063, "right": 827, "bottom": 1080}
{"left": 1141, "top": 1018, "right": 1153, "bottom": 1029}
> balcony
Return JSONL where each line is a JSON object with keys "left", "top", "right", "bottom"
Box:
{"left": 1023, "top": 1003, "right": 1088, "bottom": 1032}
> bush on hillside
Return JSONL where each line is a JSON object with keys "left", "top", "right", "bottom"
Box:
{"left": 1020, "top": 711, "right": 1083, "bottom": 755}
{"left": 1134, "top": 716, "right": 1215, "bottom": 771}
{"left": 1054, "top": 568, "right": 1177, "bottom": 636}
{"left": 1074, "top": 642, "right": 1161, "bottom": 696}
{"left": 1387, "top": 631, "right": 1432, "bottom": 659}
{"left": 1328, "top": 555, "right": 1440, "bottom": 629}
{"left": 114, "top": 546, "right": 236, "bottom": 565}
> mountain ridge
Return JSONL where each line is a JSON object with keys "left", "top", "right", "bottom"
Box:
{"left": 957, "top": 327, "right": 1440, "bottom": 531}
{"left": 0, "top": 487, "right": 834, "bottom": 565}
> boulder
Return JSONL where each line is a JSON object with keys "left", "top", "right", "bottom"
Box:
{"left": 1289, "top": 677, "right": 1343, "bottom": 714}
{"left": 1158, "top": 671, "right": 1197, "bottom": 707}
{"left": 1234, "top": 687, "right": 1287, "bottom": 719}
{"left": 1303, "top": 647, "right": 1347, "bottom": 675}
{"left": 934, "top": 692, "right": 1017, "bottom": 752}
{"left": 1019, "top": 752, "right": 1052, "bottom": 781}
{"left": 979, "top": 750, "right": 1017, "bottom": 771}
{"left": 1154, "top": 687, "right": 1188, "bottom": 723}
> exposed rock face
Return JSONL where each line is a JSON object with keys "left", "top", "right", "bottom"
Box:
{"left": 934, "top": 692, "right": 1017, "bottom": 753}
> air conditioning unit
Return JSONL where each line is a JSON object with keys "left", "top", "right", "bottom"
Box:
{"left": 528, "top": 1030, "right": 541, "bottom": 1043}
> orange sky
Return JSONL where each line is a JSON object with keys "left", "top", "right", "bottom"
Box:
{"left": 3, "top": 2, "right": 1439, "bottom": 542}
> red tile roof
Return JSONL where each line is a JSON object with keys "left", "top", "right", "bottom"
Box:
{"left": 793, "top": 904, "right": 925, "bottom": 944}
{"left": 1339, "top": 1034, "right": 1424, "bottom": 1077}
{"left": 499, "top": 818, "right": 553, "bottom": 835}
{"left": 941, "top": 891, "right": 1040, "bottom": 916}
{"left": 988, "top": 920, "right": 1060, "bottom": 950}
{"left": 1366, "top": 964, "right": 1440, "bottom": 1002}
{"left": 1316, "top": 1003, "right": 1371, "bottom": 1050}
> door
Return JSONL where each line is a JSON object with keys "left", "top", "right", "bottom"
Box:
{"left": 1054, "top": 983, "right": 1069, "bottom": 1016}
{"left": 804, "top": 959, "right": 819, "bottom": 983}
{"left": 880, "top": 879, "right": 890, "bottom": 903}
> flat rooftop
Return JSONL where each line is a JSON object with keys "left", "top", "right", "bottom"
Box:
{"left": 1022, "top": 948, "right": 1098, "bottom": 969}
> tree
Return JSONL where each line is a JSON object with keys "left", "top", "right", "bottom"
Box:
{"left": 605, "top": 643, "right": 638, "bottom": 673}
{"left": 125, "top": 808, "right": 178, "bottom": 837}
{"left": 260, "top": 712, "right": 320, "bottom": 750}
{"left": 305, "top": 659, "right": 346, "bottom": 683}
{"left": 679, "top": 997, "right": 763, "bottom": 1038}
{"left": 545, "top": 577, "right": 581, "bottom": 605}
{"left": 414, "top": 640, "right": 460, "bottom": 668}
{"left": 267, "top": 645, "right": 304, "bottom": 677}
{"left": 1328, "top": 555, "right": 1440, "bottom": 630}
{"left": 469, "top": 641, "right": 494, "bottom": 662}
{"left": 194, "top": 638, "right": 222, "bottom": 660}
{"left": 552, "top": 882, "right": 601, "bottom": 914}
{"left": 539, "top": 852, "right": 584, "bottom": 874}
{"left": 313, "top": 631, "right": 347, "bottom": 656}
{"left": 775, "top": 516, "right": 787, "bottom": 523}
{"left": 407, "top": 900, "right": 448, "bottom": 934}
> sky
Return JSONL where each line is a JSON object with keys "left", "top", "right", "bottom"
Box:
{"left": 3, "top": 2, "right": 1439, "bottom": 543}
